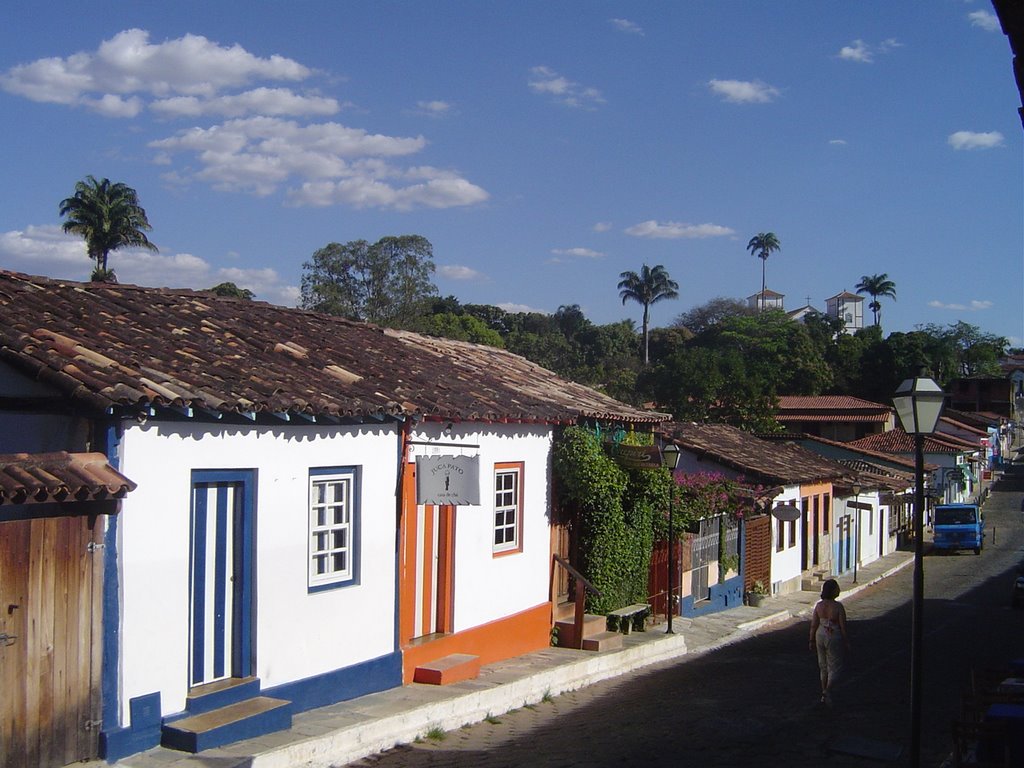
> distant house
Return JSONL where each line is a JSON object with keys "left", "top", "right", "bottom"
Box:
{"left": 661, "top": 422, "right": 851, "bottom": 600}
{"left": 784, "top": 434, "right": 921, "bottom": 561}
{"left": 824, "top": 291, "right": 864, "bottom": 333}
{"left": 746, "top": 288, "right": 785, "bottom": 312}
{"left": 947, "top": 377, "right": 1014, "bottom": 419}
{"left": 775, "top": 395, "right": 894, "bottom": 442}
{"left": 848, "top": 429, "right": 982, "bottom": 506}
{"left": 0, "top": 271, "right": 664, "bottom": 762}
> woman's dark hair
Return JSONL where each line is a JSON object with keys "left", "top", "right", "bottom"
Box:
{"left": 821, "top": 579, "right": 841, "bottom": 600}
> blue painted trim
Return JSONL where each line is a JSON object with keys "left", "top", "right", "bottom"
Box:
{"left": 262, "top": 650, "right": 403, "bottom": 713}
{"left": 213, "top": 484, "right": 228, "bottom": 679}
{"left": 190, "top": 485, "right": 208, "bottom": 686}
{"left": 306, "top": 466, "right": 361, "bottom": 592}
{"left": 235, "top": 473, "right": 255, "bottom": 678}
{"left": 100, "top": 691, "right": 163, "bottom": 760}
{"left": 100, "top": 422, "right": 122, "bottom": 732}
{"left": 680, "top": 574, "right": 745, "bottom": 618}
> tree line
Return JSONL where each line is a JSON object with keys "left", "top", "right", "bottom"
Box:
{"left": 57, "top": 177, "right": 1011, "bottom": 432}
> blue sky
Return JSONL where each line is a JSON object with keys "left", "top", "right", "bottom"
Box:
{"left": 1, "top": 2, "right": 1021, "bottom": 344}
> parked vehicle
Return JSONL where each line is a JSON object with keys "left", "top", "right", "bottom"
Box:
{"left": 1013, "top": 567, "right": 1024, "bottom": 609}
{"left": 932, "top": 503, "right": 984, "bottom": 555}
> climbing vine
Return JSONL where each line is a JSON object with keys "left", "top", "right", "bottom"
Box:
{"left": 553, "top": 425, "right": 669, "bottom": 614}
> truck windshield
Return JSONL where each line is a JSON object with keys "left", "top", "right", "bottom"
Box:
{"left": 935, "top": 507, "right": 976, "bottom": 526}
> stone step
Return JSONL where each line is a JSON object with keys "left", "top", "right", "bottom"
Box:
{"left": 554, "top": 614, "right": 606, "bottom": 648}
{"left": 582, "top": 631, "right": 625, "bottom": 652}
{"left": 183, "top": 676, "right": 261, "bottom": 716}
{"left": 161, "top": 696, "right": 291, "bottom": 753}
{"left": 413, "top": 653, "right": 481, "bottom": 686}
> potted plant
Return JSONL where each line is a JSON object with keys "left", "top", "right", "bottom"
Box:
{"left": 747, "top": 580, "right": 769, "bottom": 607}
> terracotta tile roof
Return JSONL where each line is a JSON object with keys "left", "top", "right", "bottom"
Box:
{"left": 938, "top": 415, "right": 988, "bottom": 437}
{"left": 848, "top": 430, "right": 977, "bottom": 455}
{"left": 0, "top": 451, "right": 136, "bottom": 505}
{"left": 0, "top": 271, "right": 666, "bottom": 426}
{"left": 791, "top": 433, "right": 932, "bottom": 473}
{"left": 775, "top": 395, "right": 892, "bottom": 423}
{"left": 661, "top": 422, "right": 851, "bottom": 486}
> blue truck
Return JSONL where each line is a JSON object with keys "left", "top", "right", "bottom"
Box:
{"left": 932, "top": 503, "right": 984, "bottom": 555}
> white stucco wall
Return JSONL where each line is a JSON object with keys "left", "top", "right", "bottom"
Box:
{"left": 116, "top": 420, "right": 400, "bottom": 722}
{"left": 769, "top": 490, "right": 803, "bottom": 593}
{"left": 407, "top": 425, "right": 552, "bottom": 633}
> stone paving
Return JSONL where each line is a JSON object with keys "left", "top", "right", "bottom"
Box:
{"left": 99, "top": 549, "right": 914, "bottom": 768}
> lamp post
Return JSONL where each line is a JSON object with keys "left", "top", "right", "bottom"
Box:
{"left": 893, "top": 372, "right": 945, "bottom": 768}
{"left": 662, "top": 442, "right": 682, "bottom": 634}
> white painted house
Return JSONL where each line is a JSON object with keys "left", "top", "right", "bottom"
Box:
{"left": 0, "top": 271, "right": 663, "bottom": 763}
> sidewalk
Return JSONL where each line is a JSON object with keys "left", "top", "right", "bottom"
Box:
{"left": 104, "top": 550, "right": 913, "bottom": 768}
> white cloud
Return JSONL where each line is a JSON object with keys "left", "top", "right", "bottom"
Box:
{"left": 948, "top": 130, "right": 1005, "bottom": 150}
{"left": 416, "top": 100, "right": 452, "bottom": 117}
{"left": 610, "top": 18, "right": 644, "bottom": 35}
{"left": 838, "top": 39, "right": 873, "bottom": 63}
{"left": 151, "top": 88, "right": 339, "bottom": 118}
{"left": 829, "top": 138, "right": 848, "bottom": 145}
{"left": 927, "top": 299, "right": 994, "bottom": 311}
{"left": 438, "top": 264, "right": 485, "bottom": 280}
{"left": 968, "top": 10, "right": 1000, "bottom": 32}
{"left": 707, "top": 79, "right": 780, "bottom": 104}
{"left": 625, "top": 220, "right": 736, "bottom": 239}
{"left": 0, "top": 224, "right": 296, "bottom": 304}
{"left": 0, "top": 224, "right": 91, "bottom": 270}
{"left": 0, "top": 29, "right": 311, "bottom": 114}
{"left": 593, "top": 222, "right": 612, "bottom": 233}
{"left": 837, "top": 38, "right": 902, "bottom": 64}
{"left": 529, "top": 66, "right": 605, "bottom": 109}
{"left": 497, "top": 302, "right": 549, "bottom": 315}
{"left": 551, "top": 247, "right": 604, "bottom": 258}
{"left": 149, "top": 117, "right": 486, "bottom": 208}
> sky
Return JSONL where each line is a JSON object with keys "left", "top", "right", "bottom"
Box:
{"left": 1, "top": 2, "right": 1021, "bottom": 345}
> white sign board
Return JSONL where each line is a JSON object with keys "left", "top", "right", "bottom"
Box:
{"left": 416, "top": 455, "right": 481, "bottom": 506}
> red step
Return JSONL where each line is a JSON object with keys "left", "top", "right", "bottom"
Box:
{"left": 413, "top": 653, "right": 481, "bottom": 685}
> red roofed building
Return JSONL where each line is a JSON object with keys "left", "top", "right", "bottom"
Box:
{"left": 775, "top": 395, "right": 894, "bottom": 442}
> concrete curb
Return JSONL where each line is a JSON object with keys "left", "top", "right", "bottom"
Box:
{"left": 250, "top": 634, "right": 692, "bottom": 768}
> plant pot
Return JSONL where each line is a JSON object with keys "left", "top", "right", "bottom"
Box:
{"left": 748, "top": 593, "right": 765, "bottom": 607}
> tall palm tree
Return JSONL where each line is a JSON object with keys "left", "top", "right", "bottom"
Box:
{"left": 59, "top": 176, "right": 157, "bottom": 282}
{"left": 617, "top": 264, "right": 679, "bottom": 364}
{"left": 746, "top": 232, "right": 781, "bottom": 312}
{"left": 855, "top": 273, "right": 897, "bottom": 327}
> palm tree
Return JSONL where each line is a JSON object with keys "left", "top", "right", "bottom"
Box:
{"left": 746, "top": 232, "right": 781, "bottom": 312}
{"left": 855, "top": 273, "right": 897, "bottom": 327}
{"left": 617, "top": 264, "right": 679, "bottom": 364}
{"left": 59, "top": 176, "right": 157, "bottom": 282}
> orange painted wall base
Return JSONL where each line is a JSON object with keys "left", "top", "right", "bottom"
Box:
{"left": 401, "top": 602, "right": 551, "bottom": 684}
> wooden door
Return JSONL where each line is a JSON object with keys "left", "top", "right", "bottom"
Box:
{"left": 400, "top": 462, "right": 454, "bottom": 642}
{"left": 0, "top": 515, "right": 102, "bottom": 768}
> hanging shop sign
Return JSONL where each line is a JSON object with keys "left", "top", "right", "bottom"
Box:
{"left": 605, "top": 442, "right": 663, "bottom": 470}
{"left": 416, "top": 454, "right": 481, "bottom": 505}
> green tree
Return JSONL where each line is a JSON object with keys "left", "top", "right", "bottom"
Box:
{"left": 919, "top": 321, "right": 1008, "bottom": 379}
{"left": 416, "top": 313, "right": 505, "bottom": 347}
{"left": 674, "top": 296, "right": 755, "bottom": 335}
{"left": 855, "top": 273, "right": 897, "bottom": 327}
{"left": 59, "top": 175, "right": 157, "bottom": 282}
{"left": 208, "top": 282, "right": 254, "bottom": 300}
{"left": 746, "top": 232, "right": 781, "bottom": 312}
{"left": 300, "top": 235, "right": 438, "bottom": 327}
{"left": 617, "top": 264, "right": 680, "bottom": 365}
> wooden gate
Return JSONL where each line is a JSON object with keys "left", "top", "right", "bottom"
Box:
{"left": 0, "top": 515, "right": 103, "bottom": 768}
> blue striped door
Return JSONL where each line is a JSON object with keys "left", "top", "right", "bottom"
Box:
{"left": 189, "top": 472, "right": 253, "bottom": 687}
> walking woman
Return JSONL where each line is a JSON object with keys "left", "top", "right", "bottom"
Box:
{"left": 809, "top": 578, "right": 849, "bottom": 706}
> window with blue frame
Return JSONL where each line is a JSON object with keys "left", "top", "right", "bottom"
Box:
{"left": 308, "top": 466, "right": 359, "bottom": 590}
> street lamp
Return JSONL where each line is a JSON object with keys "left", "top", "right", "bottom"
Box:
{"left": 662, "top": 442, "right": 682, "bottom": 634}
{"left": 893, "top": 372, "right": 945, "bottom": 768}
